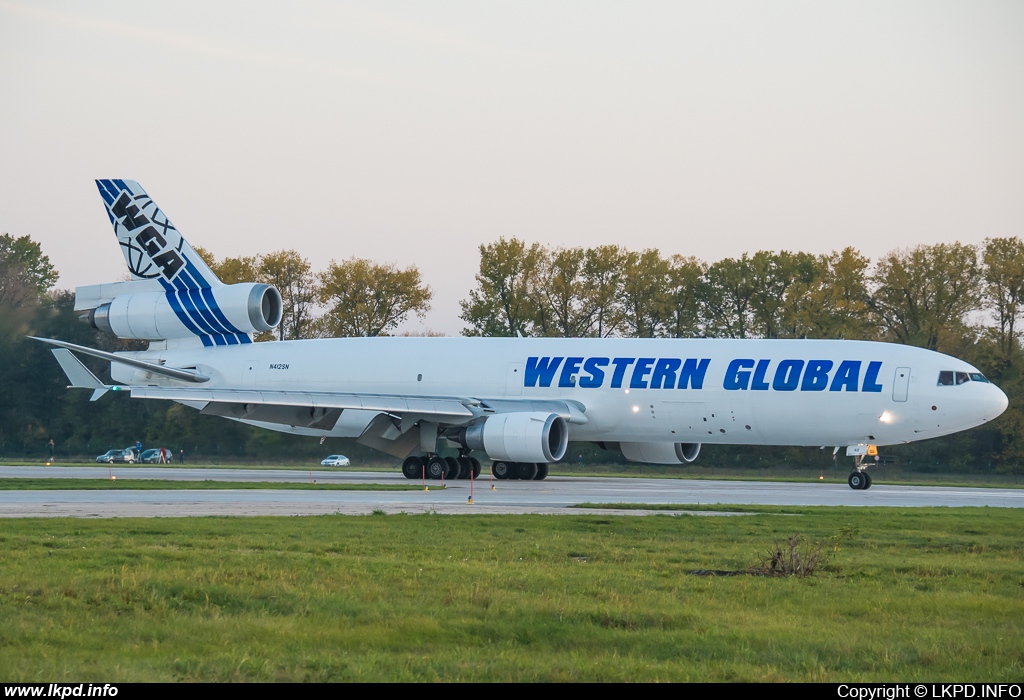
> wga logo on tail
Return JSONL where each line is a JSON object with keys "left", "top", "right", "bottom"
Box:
{"left": 101, "top": 180, "right": 185, "bottom": 282}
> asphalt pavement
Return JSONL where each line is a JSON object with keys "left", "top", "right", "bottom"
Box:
{"left": 0, "top": 465, "right": 1020, "bottom": 517}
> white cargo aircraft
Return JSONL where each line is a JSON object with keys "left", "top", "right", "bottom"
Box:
{"left": 36, "top": 180, "right": 1009, "bottom": 490}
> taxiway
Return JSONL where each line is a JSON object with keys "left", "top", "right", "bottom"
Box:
{"left": 0, "top": 466, "right": 1020, "bottom": 517}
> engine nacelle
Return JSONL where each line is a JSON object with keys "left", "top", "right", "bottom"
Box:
{"left": 82, "top": 283, "right": 282, "bottom": 341}
{"left": 460, "top": 412, "right": 569, "bottom": 463}
{"left": 618, "top": 441, "right": 701, "bottom": 465}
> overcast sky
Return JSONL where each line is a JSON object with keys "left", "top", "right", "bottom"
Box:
{"left": 1, "top": 1, "right": 1022, "bottom": 335}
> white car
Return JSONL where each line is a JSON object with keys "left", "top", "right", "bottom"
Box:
{"left": 320, "top": 455, "right": 350, "bottom": 467}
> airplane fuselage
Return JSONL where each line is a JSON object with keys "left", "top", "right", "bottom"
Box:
{"left": 114, "top": 336, "right": 1007, "bottom": 448}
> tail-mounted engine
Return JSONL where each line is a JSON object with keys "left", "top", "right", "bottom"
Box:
{"left": 78, "top": 281, "right": 282, "bottom": 344}
{"left": 452, "top": 412, "right": 569, "bottom": 463}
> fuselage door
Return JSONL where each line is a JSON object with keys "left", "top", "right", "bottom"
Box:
{"left": 505, "top": 362, "right": 525, "bottom": 396}
{"left": 893, "top": 367, "right": 910, "bottom": 402}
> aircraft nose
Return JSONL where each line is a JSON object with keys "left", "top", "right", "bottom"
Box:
{"left": 986, "top": 385, "right": 1009, "bottom": 420}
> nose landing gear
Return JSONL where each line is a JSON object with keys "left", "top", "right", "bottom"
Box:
{"left": 848, "top": 454, "right": 873, "bottom": 490}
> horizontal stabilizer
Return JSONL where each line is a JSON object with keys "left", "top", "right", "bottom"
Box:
{"left": 50, "top": 349, "right": 112, "bottom": 401}
{"left": 32, "top": 337, "right": 209, "bottom": 383}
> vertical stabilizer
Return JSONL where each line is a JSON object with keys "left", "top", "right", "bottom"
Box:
{"left": 93, "top": 180, "right": 254, "bottom": 346}
{"left": 95, "top": 179, "right": 221, "bottom": 289}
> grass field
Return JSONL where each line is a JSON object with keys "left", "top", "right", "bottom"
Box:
{"left": 0, "top": 479, "right": 423, "bottom": 491}
{"left": 1, "top": 508, "right": 1022, "bottom": 681}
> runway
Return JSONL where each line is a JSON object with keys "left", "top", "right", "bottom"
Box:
{"left": 0, "top": 466, "right": 1021, "bottom": 517}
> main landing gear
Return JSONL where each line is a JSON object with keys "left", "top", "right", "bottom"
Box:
{"left": 491, "top": 461, "right": 549, "bottom": 481}
{"left": 401, "top": 453, "right": 482, "bottom": 480}
{"left": 399, "top": 455, "right": 551, "bottom": 481}
{"left": 848, "top": 454, "right": 873, "bottom": 490}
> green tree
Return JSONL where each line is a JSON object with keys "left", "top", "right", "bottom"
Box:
{"left": 582, "top": 245, "right": 628, "bottom": 338}
{"left": 748, "top": 250, "right": 816, "bottom": 339}
{"left": 663, "top": 255, "right": 705, "bottom": 338}
{"left": 0, "top": 233, "right": 58, "bottom": 296}
{"left": 259, "top": 250, "right": 318, "bottom": 341}
{"left": 318, "top": 258, "right": 432, "bottom": 337}
{"left": 700, "top": 254, "right": 757, "bottom": 338}
{"left": 783, "top": 248, "right": 874, "bottom": 340}
{"left": 870, "top": 243, "right": 982, "bottom": 351}
{"left": 619, "top": 249, "right": 669, "bottom": 338}
{"left": 460, "top": 238, "right": 545, "bottom": 337}
{"left": 534, "top": 247, "right": 596, "bottom": 337}
{"left": 981, "top": 237, "right": 1024, "bottom": 361}
{"left": 0, "top": 234, "right": 58, "bottom": 340}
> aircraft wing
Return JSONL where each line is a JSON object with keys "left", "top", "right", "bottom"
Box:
{"left": 129, "top": 386, "right": 478, "bottom": 419}
{"left": 128, "top": 386, "right": 587, "bottom": 459}
{"left": 129, "top": 386, "right": 588, "bottom": 424}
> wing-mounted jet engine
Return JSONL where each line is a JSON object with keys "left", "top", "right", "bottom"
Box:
{"left": 599, "top": 441, "right": 701, "bottom": 465}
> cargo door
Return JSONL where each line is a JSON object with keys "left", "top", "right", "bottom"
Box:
{"left": 893, "top": 367, "right": 910, "bottom": 402}
{"left": 505, "top": 362, "right": 524, "bottom": 396}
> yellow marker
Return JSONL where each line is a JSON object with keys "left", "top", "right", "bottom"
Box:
{"left": 467, "top": 496, "right": 473, "bottom": 504}
{"left": 491, "top": 485, "right": 496, "bottom": 491}
{"left": 424, "top": 486, "right": 429, "bottom": 491}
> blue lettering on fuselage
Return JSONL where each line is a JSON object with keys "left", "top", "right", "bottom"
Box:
{"left": 526, "top": 356, "right": 885, "bottom": 392}
{"left": 722, "top": 358, "right": 885, "bottom": 393}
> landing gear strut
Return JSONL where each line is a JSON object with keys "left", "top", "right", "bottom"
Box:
{"left": 848, "top": 455, "right": 873, "bottom": 490}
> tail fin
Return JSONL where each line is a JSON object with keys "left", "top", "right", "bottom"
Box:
{"left": 95, "top": 180, "right": 221, "bottom": 290}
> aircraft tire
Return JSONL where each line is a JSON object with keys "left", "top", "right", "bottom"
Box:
{"left": 470, "top": 457, "right": 482, "bottom": 479}
{"left": 863, "top": 472, "right": 873, "bottom": 489}
{"left": 492, "top": 461, "right": 512, "bottom": 480}
{"left": 848, "top": 471, "right": 866, "bottom": 490}
{"left": 533, "top": 463, "right": 549, "bottom": 480}
{"left": 445, "top": 456, "right": 461, "bottom": 479}
{"left": 401, "top": 456, "right": 423, "bottom": 480}
{"left": 517, "top": 462, "right": 538, "bottom": 480}
{"left": 457, "top": 456, "right": 473, "bottom": 480}
{"left": 426, "top": 456, "right": 448, "bottom": 480}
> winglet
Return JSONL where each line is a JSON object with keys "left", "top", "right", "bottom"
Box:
{"left": 50, "top": 348, "right": 113, "bottom": 401}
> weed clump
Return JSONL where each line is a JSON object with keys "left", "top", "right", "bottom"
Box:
{"left": 692, "top": 528, "right": 855, "bottom": 577}
{"left": 750, "top": 534, "right": 824, "bottom": 577}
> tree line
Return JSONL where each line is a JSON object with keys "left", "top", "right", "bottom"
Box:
{"left": 458, "top": 238, "right": 1020, "bottom": 357}
{"left": 1, "top": 232, "right": 1022, "bottom": 472}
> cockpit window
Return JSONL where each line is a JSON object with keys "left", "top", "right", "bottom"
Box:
{"left": 938, "top": 370, "right": 988, "bottom": 386}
